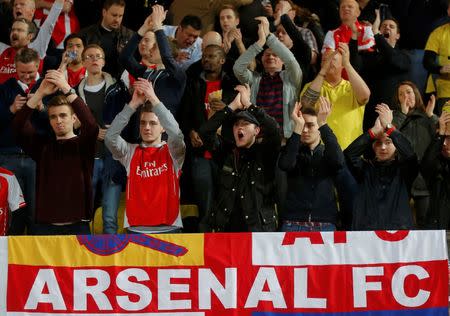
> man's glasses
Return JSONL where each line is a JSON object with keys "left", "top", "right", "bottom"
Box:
{"left": 84, "top": 54, "right": 104, "bottom": 61}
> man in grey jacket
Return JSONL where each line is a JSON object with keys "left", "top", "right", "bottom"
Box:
{"left": 233, "top": 16, "right": 302, "bottom": 139}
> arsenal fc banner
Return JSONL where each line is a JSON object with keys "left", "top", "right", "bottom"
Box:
{"left": 0, "top": 231, "right": 448, "bottom": 315}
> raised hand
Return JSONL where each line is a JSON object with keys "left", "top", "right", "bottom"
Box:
{"left": 438, "top": 111, "right": 450, "bottom": 135}
{"left": 229, "top": 92, "right": 242, "bottom": 111}
{"left": 134, "top": 78, "right": 159, "bottom": 105}
{"left": 337, "top": 42, "right": 350, "bottom": 67}
{"left": 291, "top": 101, "right": 305, "bottom": 134}
{"left": 371, "top": 117, "right": 384, "bottom": 137}
{"left": 37, "top": 77, "right": 59, "bottom": 97}
{"left": 317, "top": 96, "right": 332, "bottom": 127}
{"left": 319, "top": 50, "right": 337, "bottom": 76}
{"left": 229, "top": 28, "right": 242, "bottom": 42}
{"left": 129, "top": 80, "right": 149, "bottom": 109}
{"left": 151, "top": 4, "right": 166, "bottom": 30}
{"left": 45, "top": 69, "right": 71, "bottom": 93}
{"left": 255, "top": 16, "right": 270, "bottom": 47}
{"left": 223, "top": 32, "right": 232, "bottom": 53}
{"left": 138, "top": 15, "right": 154, "bottom": 35}
{"left": 235, "top": 84, "right": 252, "bottom": 109}
{"left": 372, "top": 9, "right": 381, "bottom": 34}
{"left": 279, "top": 1, "right": 292, "bottom": 17}
{"left": 375, "top": 103, "right": 393, "bottom": 130}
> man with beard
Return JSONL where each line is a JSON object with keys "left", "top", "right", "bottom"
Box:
{"left": 78, "top": 0, "right": 134, "bottom": 78}
{"left": 179, "top": 44, "right": 239, "bottom": 229}
{"left": 0, "top": 0, "right": 64, "bottom": 83}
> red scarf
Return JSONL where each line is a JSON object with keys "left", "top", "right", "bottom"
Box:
{"left": 34, "top": 5, "right": 80, "bottom": 47}
{"left": 332, "top": 21, "right": 374, "bottom": 52}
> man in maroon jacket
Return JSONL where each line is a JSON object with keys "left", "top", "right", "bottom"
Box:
{"left": 13, "top": 69, "right": 98, "bottom": 235}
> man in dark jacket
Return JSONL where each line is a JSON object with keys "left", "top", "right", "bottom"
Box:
{"left": 179, "top": 44, "right": 239, "bottom": 225}
{"left": 119, "top": 5, "right": 186, "bottom": 115}
{"left": 199, "top": 84, "right": 281, "bottom": 232}
{"left": 421, "top": 110, "right": 450, "bottom": 228}
{"left": 361, "top": 13, "right": 411, "bottom": 130}
{"left": 77, "top": 0, "right": 134, "bottom": 78}
{"left": 278, "top": 97, "right": 344, "bottom": 232}
{"left": 344, "top": 103, "right": 418, "bottom": 230}
{"left": 0, "top": 48, "right": 47, "bottom": 235}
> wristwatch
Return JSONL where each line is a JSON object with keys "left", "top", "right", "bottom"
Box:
{"left": 63, "top": 88, "right": 76, "bottom": 97}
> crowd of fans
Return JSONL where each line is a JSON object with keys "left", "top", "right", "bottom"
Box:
{"left": 0, "top": 0, "right": 449, "bottom": 236}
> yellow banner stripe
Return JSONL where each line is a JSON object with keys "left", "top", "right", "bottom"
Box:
{"left": 8, "top": 234, "right": 204, "bottom": 267}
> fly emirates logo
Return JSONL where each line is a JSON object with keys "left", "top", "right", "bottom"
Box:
{"left": 136, "top": 160, "right": 168, "bottom": 178}
{"left": 0, "top": 64, "right": 16, "bottom": 74}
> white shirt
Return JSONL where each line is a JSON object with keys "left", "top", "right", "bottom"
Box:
{"left": 162, "top": 25, "right": 202, "bottom": 71}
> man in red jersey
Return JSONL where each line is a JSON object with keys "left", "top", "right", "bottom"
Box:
{"left": 105, "top": 78, "right": 185, "bottom": 234}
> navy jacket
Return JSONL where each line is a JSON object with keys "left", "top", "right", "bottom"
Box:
{"left": 0, "top": 78, "right": 49, "bottom": 153}
{"left": 119, "top": 30, "right": 186, "bottom": 115}
{"left": 278, "top": 124, "right": 345, "bottom": 224}
{"left": 345, "top": 130, "right": 418, "bottom": 230}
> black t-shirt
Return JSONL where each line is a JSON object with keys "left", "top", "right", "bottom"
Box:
{"left": 84, "top": 83, "right": 106, "bottom": 158}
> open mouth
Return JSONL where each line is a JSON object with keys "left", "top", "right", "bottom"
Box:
{"left": 237, "top": 131, "right": 244, "bottom": 140}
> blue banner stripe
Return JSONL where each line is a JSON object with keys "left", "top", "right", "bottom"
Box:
{"left": 252, "top": 307, "right": 448, "bottom": 316}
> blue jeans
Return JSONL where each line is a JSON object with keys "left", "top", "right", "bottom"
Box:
{"left": 92, "top": 159, "right": 122, "bottom": 234}
{"left": 281, "top": 221, "right": 336, "bottom": 232}
{"left": 191, "top": 156, "right": 217, "bottom": 219}
{"left": 34, "top": 222, "right": 91, "bottom": 235}
{"left": 0, "top": 154, "right": 36, "bottom": 234}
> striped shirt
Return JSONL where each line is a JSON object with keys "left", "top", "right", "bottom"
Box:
{"left": 256, "top": 72, "right": 284, "bottom": 128}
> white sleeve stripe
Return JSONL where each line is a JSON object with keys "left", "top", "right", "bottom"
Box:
{"left": 4, "top": 174, "right": 25, "bottom": 212}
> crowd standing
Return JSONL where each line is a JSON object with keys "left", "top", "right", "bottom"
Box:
{"left": 0, "top": 0, "right": 450, "bottom": 236}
